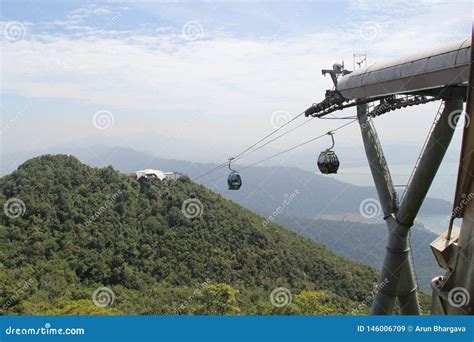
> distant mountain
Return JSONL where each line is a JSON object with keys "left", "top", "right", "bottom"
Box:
{"left": 1, "top": 155, "right": 386, "bottom": 315}
{"left": 0, "top": 146, "right": 452, "bottom": 219}
{"left": 274, "top": 216, "right": 442, "bottom": 292}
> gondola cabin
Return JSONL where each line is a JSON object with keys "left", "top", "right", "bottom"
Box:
{"left": 227, "top": 172, "right": 242, "bottom": 190}
{"left": 317, "top": 150, "right": 340, "bottom": 174}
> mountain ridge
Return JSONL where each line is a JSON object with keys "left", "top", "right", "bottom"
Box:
{"left": 1, "top": 146, "right": 452, "bottom": 217}
{"left": 0, "top": 154, "right": 392, "bottom": 315}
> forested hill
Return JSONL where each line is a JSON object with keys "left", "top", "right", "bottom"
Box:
{"left": 1, "top": 146, "right": 451, "bottom": 217}
{"left": 0, "top": 154, "right": 385, "bottom": 315}
{"left": 275, "top": 217, "right": 441, "bottom": 292}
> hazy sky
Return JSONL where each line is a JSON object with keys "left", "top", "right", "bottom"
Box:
{"left": 0, "top": 0, "right": 472, "bottom": 166}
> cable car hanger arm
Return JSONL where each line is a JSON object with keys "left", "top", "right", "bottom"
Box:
{"left": 228, "top": 157, "right": 237, "bottom": 172}
{"left": 327, "top": 131, "right": 335, "bottom": 150}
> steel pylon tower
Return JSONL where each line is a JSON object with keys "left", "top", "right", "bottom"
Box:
{"left": 357, "top": 98, "right": 464, "bottom": 314}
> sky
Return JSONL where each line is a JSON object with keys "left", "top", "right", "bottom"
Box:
{"left": 0, "top": 0, "right": 472, "bottom": 184}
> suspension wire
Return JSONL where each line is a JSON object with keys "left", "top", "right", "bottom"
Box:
{"left": 229, "top": 114, "right": 355, "bottom": 164}
{"left": 319, "top": 116, "right": 357, "bottom": 120}
{"left": 408, "top": 229, "right": 420, "bottom": 294}
{"left": 400, "top": 100, "right": 444, "bottom": 202}
{"left": 238, "top": 119, "right": 356, "bottom": 172}
{"left": 193, "top": 161, "right": 231, "bottom": 181}
{"left": 194, "top": 111, "right": 355, "bottom": 182}
{"left": 233, "top": 116, "right": 317, "bottom": 162}
{"left": 193, "top": 110, "right": 306, "bottom": 180}
{"left": 233, "top": 111, "right": 306, "bottom": 160}
{"left": 201, "top": 119, "right": 357, "bottom": 185}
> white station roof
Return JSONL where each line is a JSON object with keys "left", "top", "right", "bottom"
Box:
{"left": 134, "top": 169, "right": 167, "bottom": 180}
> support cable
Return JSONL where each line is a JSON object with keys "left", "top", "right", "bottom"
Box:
{"left": 193, "top": 110, "right": 306, "bottom": 180}
{"left": 202, "top": 119, "right": 357, "bottom": 185}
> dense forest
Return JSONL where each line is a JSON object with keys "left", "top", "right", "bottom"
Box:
{"left": 0, "top": 155, "right": 429, "bottom": 315}
{"left": 276, "top": 216, "right": 441, "bottom": 292}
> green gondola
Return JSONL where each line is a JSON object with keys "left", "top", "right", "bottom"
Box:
{"left": 227, "top": 172, "right": 242, "bottom": 190}
{"left": 227, "top": 158, "right": 242, "bottom": 190}
{"left": 317, "top": 132, "right": 340, "bottom": 174}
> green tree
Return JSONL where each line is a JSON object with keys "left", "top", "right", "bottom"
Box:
{"left": 194, "top": 284, "right": 240, "bottom": 315}
{"left": 293, "top": 291, "right": 335, "bottom": 315}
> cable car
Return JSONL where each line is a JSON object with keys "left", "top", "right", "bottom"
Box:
{"left": 227, "top": 172, "right": 242, "bottom": 190}
{"left": 317, "top": 132, "right": 340, "bottom": 174}
{"left": 227, "top": 158, "right": 242, "bottom": 190}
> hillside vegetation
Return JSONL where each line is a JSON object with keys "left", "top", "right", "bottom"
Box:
{"left": 276, "top": 217, "right": 441, "bottom": 292}
{"left": 0, "top": 155, "right": 388, "bottom": 315}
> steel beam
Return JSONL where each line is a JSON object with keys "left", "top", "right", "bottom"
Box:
{"left": 357, "top": 97, "right": 463, "bottom": 315}
{"left": 396, "top": 97, "right": 463, "bottom": 314}
{"left": 397, "top": 97, "right": 465, "bottom": 226}
{"left": 357, "top": 104, "right": 398, "bottom": 217}
{"left": 357, "top": 104, "right": 408, "bottom": 314}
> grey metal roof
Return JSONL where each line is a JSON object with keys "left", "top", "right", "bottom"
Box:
{"left": 337, "top": 38, "right": 471, "bottom": 99}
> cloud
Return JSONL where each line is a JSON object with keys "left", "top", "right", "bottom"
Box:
{"left": 0, "top": 1, "right": 471, "bottom": 152}
{"left": 69, "top": 4, "right": 114, "bottom": 19}
{"left": 36, "top": 4, "right": 127, "bottom": 32}
{"left": 2, "top": 5, "right": 468, "bottom": 109}
{"left": 1, "top": 30, "right": 334, "bottom": 113}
